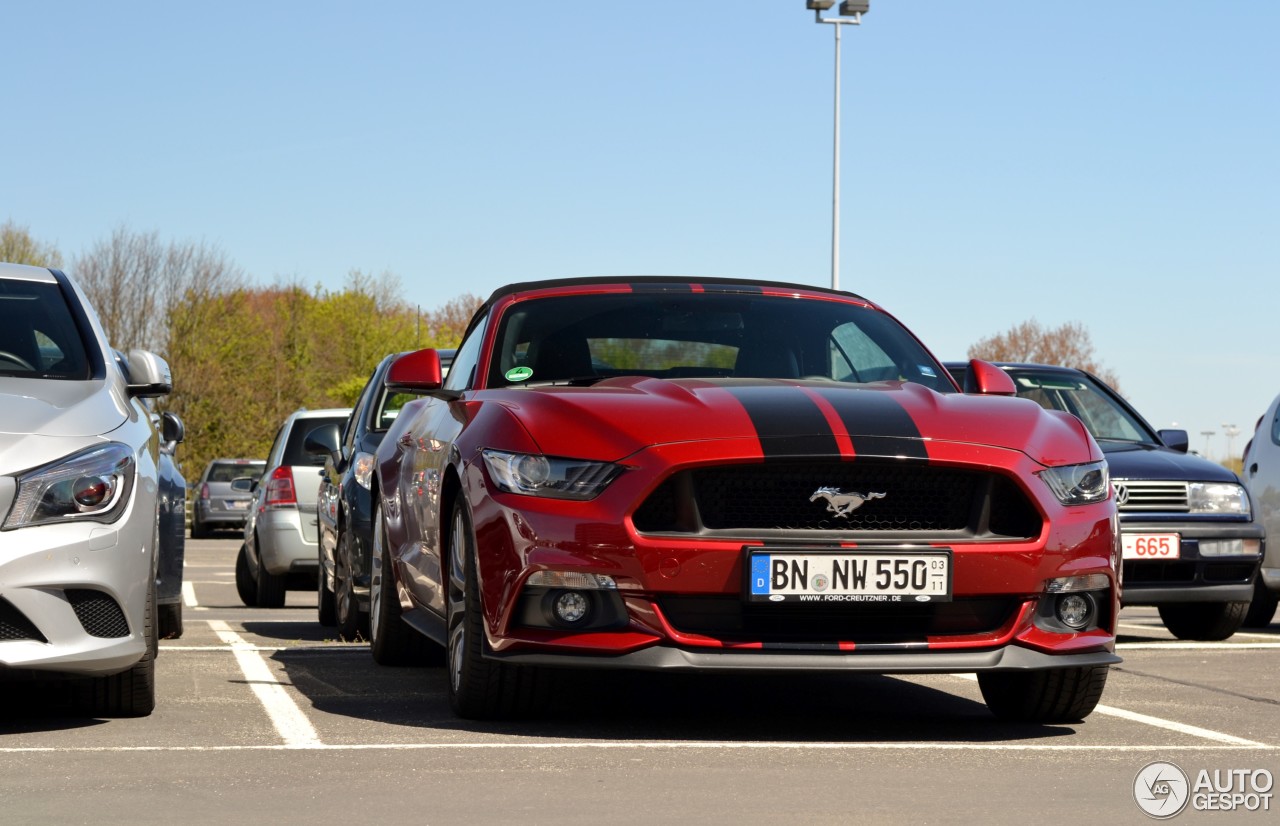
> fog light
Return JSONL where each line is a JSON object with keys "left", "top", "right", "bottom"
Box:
{"left": 1199, "top": 539, "right": 1261, "bottom": 557}
{"left": 1055, "top": 593, "right": 1094, "bottom": 630}
{"left": 553, "top": 590, "right": 590, "bottom": 624}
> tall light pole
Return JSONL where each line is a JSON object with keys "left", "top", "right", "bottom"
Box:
{"left": 806, "top": 1, "right": 868, "bottom": 291}
{"left": 1200, "top": 430, "right": 1216, "bottom": 458}
{"left": 1222, "top": 423, "right": 1240, "bottom": 460}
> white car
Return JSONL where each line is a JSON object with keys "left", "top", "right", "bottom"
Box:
{"left": 0, "top": 261, "right": 172, "bottom": 716}
{"left": 1242, "top": 398, "right": 1280, "bottom": 627}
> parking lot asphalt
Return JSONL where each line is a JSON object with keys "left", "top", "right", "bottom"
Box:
{"left": 3, "top": 537, "right": 1278, "bottom": 824}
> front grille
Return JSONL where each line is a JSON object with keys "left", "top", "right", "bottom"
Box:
{"left": 1115, "top": 479, "right": 1188, "bottom": 513}
{"left": 1203, "top": 563, "right": 1256, "bottom": 583}
{"left": 657, "top": 595, "right": 1019, "bottom": 643}
{"left": 66, "top": 589, "right": 130, "bottom": 638}
{"left": 0, "top": 597, "right": 47, "bottom": 642}
{"left": 632, "top": 461, "right": 1042, "bottom": 540}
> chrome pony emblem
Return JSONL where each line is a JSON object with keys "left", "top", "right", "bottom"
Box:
{"left": 809, "top": 487, "right": 886, "bottom": 518}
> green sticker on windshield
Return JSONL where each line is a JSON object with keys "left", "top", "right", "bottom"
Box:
{"left": 505, "top": 366, "right": 534, "bottom": 382}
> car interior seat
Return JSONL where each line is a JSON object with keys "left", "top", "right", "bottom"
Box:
{"left": 527, "top": 331, "right": 594, "bottom": 382}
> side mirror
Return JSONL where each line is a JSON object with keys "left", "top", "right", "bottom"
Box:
{"left": 304, "top": 423, "right": 343, "bottom": 467}
{"left": 963, "top": 359, "right": 1016, "bottom": 396}
{"left": 124, "top": 349, "right": 173, "bottom": 398}
{"left": 230, "top": 476, "right": 255, "bottom": 493}
{"left": 386, "top": 348, "right": 445, "bottom": 395}
{"left": 161, "top": 411, "right": 185, "bottom": 445}
{"left": 1159, "top": 429, "right": 1190, "bottom": 453}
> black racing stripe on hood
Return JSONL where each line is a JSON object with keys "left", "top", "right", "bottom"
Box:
{"left": 817, "top": 389, "right": 929, "bottom": 460}
{"left": 725, "top": 386, "right": 838, "bottom": 458}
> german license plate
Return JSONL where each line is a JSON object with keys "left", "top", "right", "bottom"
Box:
{"left": 746, "top": 548, "right": 951, "bottom": 604}
{"left": 1122, "top": 533, "right": 1180, "bottom": 560}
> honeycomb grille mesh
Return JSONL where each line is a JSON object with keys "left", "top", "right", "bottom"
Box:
{"left": 66, "top": 589, "right": 131, "bottom": 638}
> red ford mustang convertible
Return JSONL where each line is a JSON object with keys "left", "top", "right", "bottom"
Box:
{"left": 370, "top": 277, "right": 1119, "bottom": 721}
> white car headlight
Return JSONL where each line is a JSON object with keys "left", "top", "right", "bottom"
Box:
{"left": 1188, "top": 482, "right": 1250, "bottom": 516}
{"left": 481, "top": 450, "right": 622, "bottom": 500}
{"left": 1037, "top": 460, "right": 1110, "bottom": 506}
{"left": 4, "top": 443, "right": 136, "bottom": 530}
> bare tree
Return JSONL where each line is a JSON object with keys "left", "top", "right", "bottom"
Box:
{"left": 968, "top": 318, "right": 1121, "bottom": 390}
{"left": 1, "top": 220, "right": 62, "bottom": 267}
{"left": 74, "top": 226, "right": 244, "bottom": 352}
{"left": 421, "top": 293, "right": 484, "bottom": 344}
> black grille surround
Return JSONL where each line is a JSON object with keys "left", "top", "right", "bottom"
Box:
{"left": 632, "top": 460, "right": 1043, "bottom": 541}
{"left": 66, "top": 589, "right": 130, "bottom": 639}
{"left": 0, "top": 597, "right": 47, "bottom": 643}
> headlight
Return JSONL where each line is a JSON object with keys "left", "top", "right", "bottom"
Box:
{"left": 352, "top": 452, "right": 375, "bottom": 490}
{"left": 4, "top": 444, "right": 136, "bottom": 530}
{"left": 1037, "top": 460, "right": 1109, "bottom": 506}
{"left": 1188, "top": 482, "right": 1250, "bottom": 517}
{"left": 481, "top": 450, "right": 622, "bottom": 500}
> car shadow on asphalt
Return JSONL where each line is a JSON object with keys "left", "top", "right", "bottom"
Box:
{"left": 272, "top": 648, "right": 1079, "bottom": 744}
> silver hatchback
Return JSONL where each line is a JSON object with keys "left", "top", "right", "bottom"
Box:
{"left": 236, "top": 408, "right": 350, "bottom": 607}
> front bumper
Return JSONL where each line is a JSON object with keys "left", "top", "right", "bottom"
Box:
{"left": 1119, "top": 519, "right": 1263, "bottom": 605}
{"left": 0, "top": 498, "right": 153, "bottom": 678}
{"left": 461, "top": 440, "right": 1120, "bottom": 669}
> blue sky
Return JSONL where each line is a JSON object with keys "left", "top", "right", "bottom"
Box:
{"left": 3, "top": 1, "right": 1276, "bottom": 460}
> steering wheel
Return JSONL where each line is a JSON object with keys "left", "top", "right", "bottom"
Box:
{"left": 0, "top": 350, "right": 36, "bottom": 371}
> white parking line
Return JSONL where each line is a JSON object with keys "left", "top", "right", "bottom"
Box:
{"left": 182, "top": 581, "right": 198, "bottom": 608}
{"left": 949, "top": 674, "right": 1266, "bottom": 747}
{"left": 206, "top": 620, "right": 323, "bottom": 749}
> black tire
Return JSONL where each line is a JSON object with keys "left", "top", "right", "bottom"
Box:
{"left": 190, "top": 518, "right": 206, "bottom": 539}
{"left": 369, "top": 501, "right": 436, "bottom": 665}
{"left": 73, "top": 577, "right": 157, "bottom": 717}
{"left": 254, "top": 533, "right": 288, "bottom": 608}
{"left": 318, "top": 545, "right": 337, "bottom": 628}
{"left": 978, "top": 665, "right": 1109, "bottom": 724}
{"left": 1243, "top": 578, "right": 1278, "bottom": 628}
{"left": 446, "top": 498, "right": 548, "bottom": 720}
{"left": 335, "top": 529, "right": 369, "bottom": 641}
{"left": 235, "top": 542, "right": 258, "bottom": 607}
{"left": 158, "top": 602, "right": 184, "bottom": 640}
{"left": 1158, "top": 600, "right": 1250, "bottom": 641}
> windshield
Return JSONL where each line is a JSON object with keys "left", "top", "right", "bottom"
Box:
{"left": 0, "top": 278, "right": 90, "bottom": 379}
{"left": 1008, "top": 369, "right": 1154, "bottom": 443}
{"left": 486, "top": 290, "right": 954, "bottom": 393}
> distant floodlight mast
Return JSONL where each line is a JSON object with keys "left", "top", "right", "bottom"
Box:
{"left": 806, "top": 1, "right": 868, "bottom": 291}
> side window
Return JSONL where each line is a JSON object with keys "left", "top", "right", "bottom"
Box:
{"left": 265, "top": 424, "right": 286, "bottom": 472}
{"left": 444, "top": 313, "right": 488, "bottom": 392}
{"left": 1271, "top": 407, "right": 1280, "bottom": 447}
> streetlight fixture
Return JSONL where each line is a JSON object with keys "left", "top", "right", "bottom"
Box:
{"left": 1200, "top": 430, "right": 1216, "bottom": 458}
{"left": 806, "top": 1, "right": 868, "bottom": 291}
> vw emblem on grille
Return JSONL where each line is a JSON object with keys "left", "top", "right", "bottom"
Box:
{"left": 1113, "top": 482, "right": 1129, "bottom": 506}
{"left": 809, "top": 487, "right": 886, "bottom": 518}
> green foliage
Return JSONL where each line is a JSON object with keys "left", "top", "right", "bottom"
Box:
{"left": 163, "top": 272, "right": 476, "bottom": 475}
{"left": 1, "top": 220, "right": 62, "bottom": 267}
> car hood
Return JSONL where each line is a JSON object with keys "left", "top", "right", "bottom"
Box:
{"left": 484, "top": 377, "right": 1098, "bottom": 467}
{"left": 1100, "top": 441, "right": 1240, "bottom": 483}
{"left": 0, "top": 379, "right": 129, "bottom": 471}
